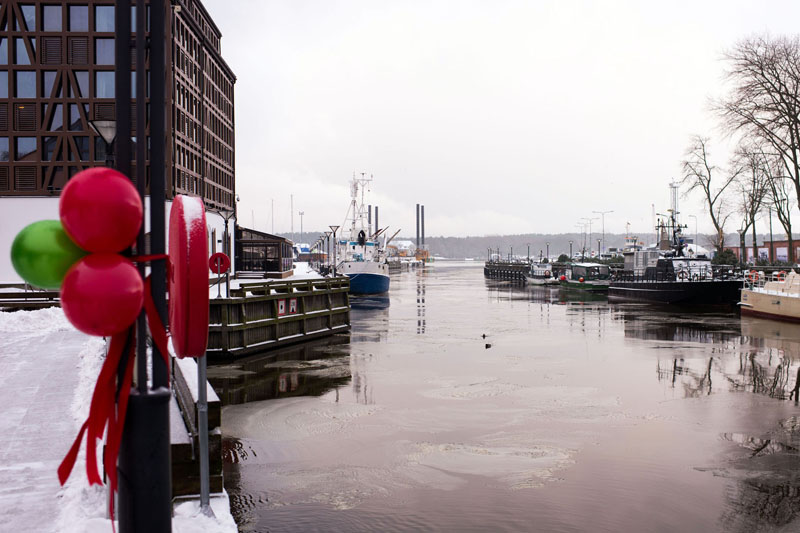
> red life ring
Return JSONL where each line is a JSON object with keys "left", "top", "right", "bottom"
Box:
{"left": 747, "top": 270, "right": 759, "bottom": 283}
{"left": 168, "top": 195, "right": 209, "bottom": 358}
{"left": 544, "top": 270, "right": 551, "bottom": 277}
{"left": 777, "top": 270, "right": 787, "bottom": 281}
{"left": 209, "top": 252, "right": 231, "bottom": 274}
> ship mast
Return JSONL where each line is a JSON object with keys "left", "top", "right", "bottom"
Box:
{"left": 349, "top": 172, "right": 373, "bottom": 238}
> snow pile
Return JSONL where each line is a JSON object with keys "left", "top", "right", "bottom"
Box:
{"left": 0, "top": 306, "right": 72, "bottom": 333}
{"left": 173, "top": 493, "right": 239, "bottom": 533}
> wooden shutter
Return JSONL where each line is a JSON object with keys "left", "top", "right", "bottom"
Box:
{"left": 14, "top": 166, "right": 36, "bottom": 191}
{"left": 0, "top": 167, "right": 8, "bottom": 191}
{"left": 0, "top": 104, "right": 8, "bottom": 130}
{"left": 94, "top": 102, "right": 115, "bottom": 120}
{"left": 14, "top": 103, "right": 36, "bottom": 131}
{"left": 67, "top": 37, "right": 89, "bottom": 65}
{"left": 41, "top": 37, "right": 62, "bottom": 65}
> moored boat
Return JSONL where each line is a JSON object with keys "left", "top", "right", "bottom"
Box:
{"left": 527, "top": 262, "right": 558, "bottom": 285}
{"left": 559, "top": 263, "right": 611, "bottom": 291}
{"left": 740, "top": 270, "right": 800, "bottom": 322}
{"left": 608, "top": 185, "right": 741, "bottom": 305}
{"left": 336, "top": 173, "right": 390, "bottom": 295}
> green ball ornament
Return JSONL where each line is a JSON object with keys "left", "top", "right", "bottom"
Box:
{"left": 10, "top": 220, "right": 87, "bottom": 289}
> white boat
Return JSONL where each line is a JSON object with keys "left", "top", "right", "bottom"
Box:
{"left": 527, "top": 262, "right": 558, "bottom": 285}
{"left": 740, "top": 270, "right": 800, "bottom": 322}
{"left": 336, "top": 174, "right": 390, "bottom": 295}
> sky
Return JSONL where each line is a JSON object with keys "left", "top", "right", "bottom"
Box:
{"left": 203, "top": 0, "right": 800, "bottom": 238}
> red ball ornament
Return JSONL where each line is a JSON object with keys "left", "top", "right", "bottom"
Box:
{"left": 560, "top": 275, "right": 566, "bottom": 281}
{"left": 61, "top": 253, "right": 144, "bottom": 337}
{"left": 59, "top": 168, "right": 143, "bottom": 252}
{"left": 579, "top": 277, "right": 585, "bottom": 283}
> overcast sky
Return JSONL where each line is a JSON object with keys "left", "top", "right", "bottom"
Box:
{"left": 203, "top": 0, "right": 800, "bottom": 239}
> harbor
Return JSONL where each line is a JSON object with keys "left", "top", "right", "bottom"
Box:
{"left": 3, "top": 1, "right": 800, "bottom": 532}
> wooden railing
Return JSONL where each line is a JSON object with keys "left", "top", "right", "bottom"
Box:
{"left": 208, "top": 276, "right": 351, "bottom": 356}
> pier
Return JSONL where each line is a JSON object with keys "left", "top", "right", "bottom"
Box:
{"left": 483, "top": 260, "right": 529, "bottom": 281}
{"left": 207, "top": 276, "right": 351, "bottom": 357}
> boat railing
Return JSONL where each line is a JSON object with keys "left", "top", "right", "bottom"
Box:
{"left": 614, "top": 265, "right": 737, "bottom": 283}
{"left": 743, "top": 269, "right": 789, "bottom": 290}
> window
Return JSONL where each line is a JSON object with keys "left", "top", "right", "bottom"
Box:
{"left": 95, "top": 38, "right": 114, "bottom": 65}
{"left": 74, "top": 136, "right": 89, "bottom": 161}
{"left": 48, "top": 103, "right": 63, "bottom": 131}
{"left": 15, "top": 38, "right": 30, "bottom": 65}
{"left": 0, "top": 72, "right": 6, "bottom": 98}
{"left": 74, "top": 71, "right": 88, "bottom": 97}
{"left": 69, "top": 103, "right": 83, "bottom": 131}
{"left": 15, "top": 137, "right": 36, "bottom": 160}
{"left": 0, "top": 39, "right": 6, "bottom": 65}
{"left": 42, "top": 71, "right": 56, "bottom": 97}
{"left": 43, "top": 5, "right": 61, "bottom": 31}
{"left": 43, "top": 136, "right": 57, "bottom": 161}
{"left": 95, "top": 136, "right": 107, "bottom": 161}
{"left": 0, "top": 137, "right": 8, "bottom": 161}
{"left": 94, "top": 6, "right": 114, "bottom": 31}
{"left": 20, "top": 5, "right": 35, "bottom": 31}
{"left": 15, "top": 71, "right": 35, "bottom": 98}
{"left": 68, "top": 5, "right": 88, "bottom": 31}
{"left": 95, "top": 71, "right": 114, "bottom": 98}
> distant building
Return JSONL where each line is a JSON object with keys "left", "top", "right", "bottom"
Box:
{"left": 235, "top": 227, "right": 294, "bottom": 279}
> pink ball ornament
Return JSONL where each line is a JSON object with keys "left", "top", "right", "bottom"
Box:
{"left": 59, "top": 168, "right": 143, "bottom": 252}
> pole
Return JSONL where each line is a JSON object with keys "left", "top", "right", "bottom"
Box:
{"left": 119, "top": 0, "right": 172, "bottom": 530}
{"left": 593, "top": 210, "right": 613, "bottom": 254}
{"left": 299, "top": 211, "right": 304, "bottom": 243}
{"left": 569, "top": 241, "right": 573, "bottom": 259}
{"left": 769, "top": 206, "right": 774, "bottom": 263}
{"left": 546, "top": 242, "right": 550, "bottom": 261}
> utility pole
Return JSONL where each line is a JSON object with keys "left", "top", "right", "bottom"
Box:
{"left": 593, "top": 210, "right": 613, "bottom": 254}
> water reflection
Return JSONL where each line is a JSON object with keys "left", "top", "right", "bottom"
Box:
{"left": 417, "top": 269, "right": 426, "bottom": 334}
{"left": 207, "top": 334, "right": 352, "bottom": 405}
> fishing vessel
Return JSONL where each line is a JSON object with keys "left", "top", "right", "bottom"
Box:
{"left": 608, "top": 184, "right": 741, "bottom": 305}
{"left": 740, "top": 270, "right": 800, "bottom": 322}
{"left": 336, "top": 173, "right": 390, "bottom": 295}
{"left": 559, "top": 263, "right": 611, "bottom": 291}
{"left": 527, "top": 262, "right": 558, "bottom": 285}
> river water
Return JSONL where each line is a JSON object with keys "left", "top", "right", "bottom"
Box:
{"left": 210, "top": 262, "right": 800, "bottom": 532}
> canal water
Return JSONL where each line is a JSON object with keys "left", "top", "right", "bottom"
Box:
{"left": 210, "top": 262, "right": 800, "bottom": 532}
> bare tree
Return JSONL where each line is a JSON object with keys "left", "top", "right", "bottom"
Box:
{"left": 682, "top": 136, "right": 738, "bottom": 253}
{"left": 718, "top": 35, "right": 800, "bottom": 222}
{"left": 762, "top": 151, "right": 795, "bottom": 262}
{"left": 734, "top": 144, "right": 770, "bottom": 262}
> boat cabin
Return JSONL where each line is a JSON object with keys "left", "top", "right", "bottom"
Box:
{"left": 530, "top": 262, "right": 554, "bottom": 279}
{"left": 566, "top": 263, "right": 610, "bottom": 281}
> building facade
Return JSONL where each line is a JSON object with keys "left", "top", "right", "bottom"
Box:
{"left": 0, "top": 0, "right": 235, "bottom": 211}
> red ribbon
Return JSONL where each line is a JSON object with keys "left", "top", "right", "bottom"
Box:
{"left": 57, "top": 272, "right": 172, "bottom": 523}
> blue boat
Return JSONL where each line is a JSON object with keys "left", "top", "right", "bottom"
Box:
{"left": 335, "top": 173, "right": 391, "bottom": 295}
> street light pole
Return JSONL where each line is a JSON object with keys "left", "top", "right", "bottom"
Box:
{"left": 593, "top": 210, "right": 613, "bottom": 254}
{"left": 688, "top": 215, "right": 697, "bottom": 256}
{"left": 329, "top": 225, "right": 340, "bottom": 276}
{"left": 569, "top": 240, "right": 573, "bottom": 260}
{"left": 299, "top": 211, "right": 304, "bottom": 244}
{"left": 582, "top": 217, "right": 599, "bottom": 257}
{"left": 546, "top": 242, "right": 550, "bottom": 262}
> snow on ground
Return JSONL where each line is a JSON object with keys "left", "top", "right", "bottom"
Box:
{"left": 0, "top": 308, "right": 237, "bottom": 533}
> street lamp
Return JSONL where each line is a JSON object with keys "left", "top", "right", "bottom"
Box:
{"left": 569, "top": 240, "right": 573, "bottom": 260}
{"left": 324, "top": 231, "right": 331, "bottom": 274}
{"left": 329, "top": 225, "right": 340, "bottom": 276}
{"left": 593, "top": 210, "right": 613, "bottom": 254}
{"left": 582, "top": 217, "right": 598, "bottom": 257}
{"left": 546, "top": 242, "right": 550, "bottom": 262}
{"left": 216, "top": 208, "right": 236, "bottom": 296}
{"left": 89, "top": 119, "right": 117, "bottom": 168}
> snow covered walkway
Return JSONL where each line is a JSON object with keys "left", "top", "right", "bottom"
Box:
{"left": 0, "top": 308, "right": 94, "bottom": 532}
{"left": 0, "top": 308, "right": 237, "bottom": 533}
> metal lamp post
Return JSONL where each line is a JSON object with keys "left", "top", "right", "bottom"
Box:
{"left": 299, "top": 211, "right": 304, "bottom": 244}
{"left": 324, "top": 231, "right": 332, "bottom": 274}
{"left": 89, "top": 119, "right": 117, "bottom": 168}
{"left": 569, "top": 240, "right": 573, "bottom": 260}
{"left": 582, "top": 217, "right": 598, "bottom": 257}
{"left": 329, "top": 225, "right": 340, "bottom": 276}
{"left": 546, "top": 242, "right": 550, "bottom": 262}
{"left": 593, "top": 210, "right": 613, "bottom": 254}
